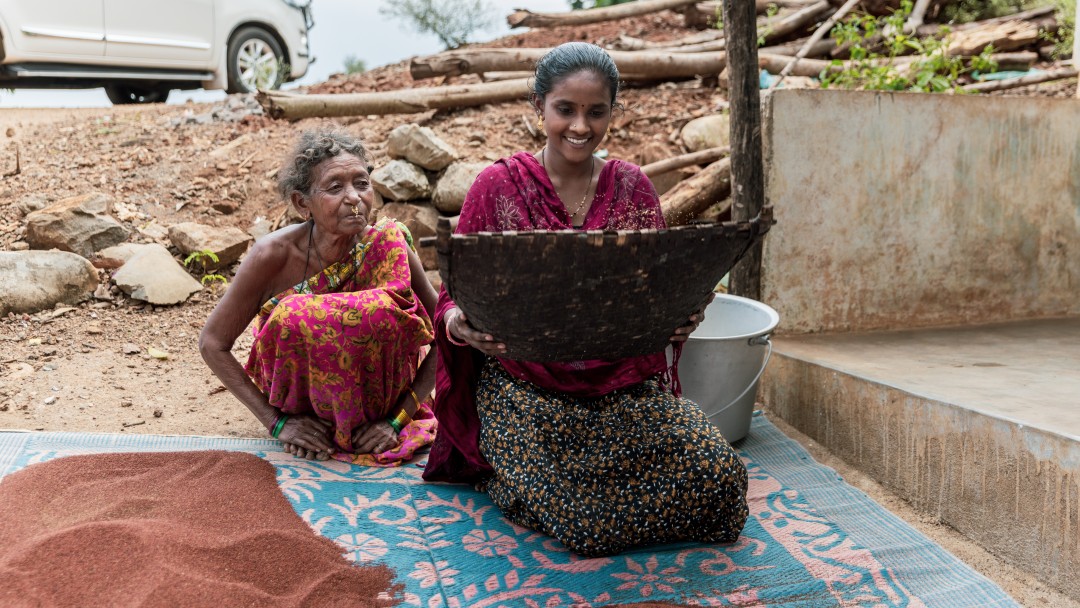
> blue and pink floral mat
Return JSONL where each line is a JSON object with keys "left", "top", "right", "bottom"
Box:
{"left": 0, "top": 414, "right": 1018, "bottom": 607}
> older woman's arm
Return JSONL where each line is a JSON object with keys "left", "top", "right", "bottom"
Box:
{"left": 199, "top": 240, "right": 336, "bottom": 458}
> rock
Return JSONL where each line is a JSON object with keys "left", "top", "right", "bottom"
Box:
{"left": 9, "top": 241, "right": 29, "bottom": 251}
{"left": 24, "top": 192, "right": 130, "bottom": 257}
{"left": 432, "top": 162, "right": 488, "bottom": 214}
{"left": 112, "top": 244, "right": 202, "bottom": 306}
{"left": 122, "top": 344, "right": 140, "bottom": 355}
{"left": 639, "top": 142, "right": 692, "bottom": 196}
{"left": 418, "top": 242, "right": 438, "bottom": 271}
{"left": 248, "top": 217, "right": 274, "bottom": 241}
{"left": 208, "top": 133, "right": 254, "bottom": 160}
{"left": 16, "top": 193, "right": 50, "bottom": 216}
{"left": 137, "top": 221, "right": 170, "bottom": 242}
{"left": 212, "top": 200, "right": 240, "bottom": 215}
{"left": 386, "top": 124, "right": 457, "bottom": 171}
{"left": 378, "top": 202, "right": 439, "bottom": 241}
{"left": 168, "top": 222, "right": 252, "bottom": 267}
{"left": 371, "top": 160, "right": 431, "bottom": 202}
{"left": 0, "top": 251, "right": 98, "bottom": 316}
{"left": 681, "top": 114, "right": 730, "bottom": 152}
{"left": 92, "top": 243, "right": 155, "bottom": 269}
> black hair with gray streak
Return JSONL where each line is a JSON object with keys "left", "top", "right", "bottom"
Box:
{"left": 277, "top": 129, "right": 370, "bottom": 200}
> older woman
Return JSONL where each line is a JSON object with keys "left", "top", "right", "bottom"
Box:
{"left": 200, "top": 129, "right": 438, "bottom": 465}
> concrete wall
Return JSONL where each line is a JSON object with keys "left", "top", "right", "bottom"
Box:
{"left": 761, "top": 355, "right": 1080, "bottom": 601}
{"left": 761, "top": 90, "right": 1080, "bottom": 335}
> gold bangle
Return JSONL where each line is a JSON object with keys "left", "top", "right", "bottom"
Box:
{"left": 389, "top": 408, "right": 411, "bottom": 434}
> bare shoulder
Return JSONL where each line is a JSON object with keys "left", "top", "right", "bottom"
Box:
{"left": 244, "top": 223, "right": 306, "bottom": 269}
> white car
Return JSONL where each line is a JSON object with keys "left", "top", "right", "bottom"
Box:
{"left": 0, "top": 0, "right": 313, "bottom": 104}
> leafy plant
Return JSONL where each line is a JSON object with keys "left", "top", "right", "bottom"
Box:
{"left": 343, "top": 54, "right": 367, "bottom": 75}
{"left": 819, "top": 0, "right": 999, "bottom": 93}
{"left": 183, "top": 250, "right": 229, "bottom": 289}
{"left": 379, "top": 0, "right": 495, "bottom": 50}
{"left": 1040, "top": 0, "right": 1075, "bottom": 59}
{"left": 942, "top": 0, "right": 1043, "bottom": 23}
{"left": 184, "top": 249, "right": 220, "bottom": 269}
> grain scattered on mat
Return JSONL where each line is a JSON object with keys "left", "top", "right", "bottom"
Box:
{"left": 0, "top": 451, "right": 401, "bottom": 607}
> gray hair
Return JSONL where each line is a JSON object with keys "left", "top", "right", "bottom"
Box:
{"left": 531, "top": 42, "right": 621, "bottom": 107}
{"left": 277, "top": 129, "right": 370, "bottom": 200}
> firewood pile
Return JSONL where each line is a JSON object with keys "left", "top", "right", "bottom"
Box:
{"left": 257, "top": 0, "right": 1075, "bottom": 226}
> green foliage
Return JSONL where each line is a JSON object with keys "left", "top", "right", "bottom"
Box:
{"left": 380, "top": 0, "right": 495, "bottom": 49}
{"left": 568, "top": 0, "right": 635, "bottom": 9}
{"left": 757, "top": 4, "right": 781, "bottom": 46}
{"left": 343, "top": 54, "right": 367, "bottom": 75}
{"left": 820, "top": 1, "right": 999, "bottom": 93}
{"left": 1040, "top": 0, "right": 1075, "bottom": 59}
{"left": 184, "top": 250, "right": 228, "bottom": 290}
{"left": 201, "top": 274, "right": 228, "bottom": 287}
{"left": 183, "top": 250, "right": 220, "bottom": 268}
{"left": 942, "top": 0, "right": 1041, "bottom": 23}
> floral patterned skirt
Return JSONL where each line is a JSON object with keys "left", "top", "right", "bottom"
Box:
{"left": 475, "top": 359, "right": 749, "bottom": 557}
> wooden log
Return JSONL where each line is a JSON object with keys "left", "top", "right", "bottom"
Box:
{"left": 724, "top": 0, "right": 766, "bottom": 299}
{"left": 610, "top": 29, "right": 722, "bottom": 51}
{"left": 760, "top": 0, "right": 835, "bottom": 45}
{"left": 761, "top": 36, "right": 836, "bottom": 58}
{"left": 507, "top": 0, "right": 699, "bottom": 29}
{"left": 411, "top": 48, "right": 726, "bottom": 81}
{"left": 916, "top": 6, "right": 1055, "bottom": 36}
{"left": 769, "top": 0, "right": 860, "bottom": 89}
{"left": 947, "top": 19, "right": 1044, "bottom": 56}
{"left": 660, "top": 158, "right": 732, "bottom": 225}
{"left": 258, "top": 78, "right": 532, "bottom": 120}
{"left": 685, "top": 0, "right": 817, "bottom": 28}
{"left": 759, "top": 53, "right": 840, "bottom": 77}
{"left": 642, "top": 146, "right": 730, "bottom": 178}
{"left": 961, "top": 66, "right": 1078, "bottom": 93}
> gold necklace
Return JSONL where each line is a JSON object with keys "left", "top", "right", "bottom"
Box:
{"left": 542, "top": 147, "right": 594, "bottom": 218}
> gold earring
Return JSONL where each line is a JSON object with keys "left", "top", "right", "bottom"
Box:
{"left": 536, "top": 115, "right": 544, "bottom": 131}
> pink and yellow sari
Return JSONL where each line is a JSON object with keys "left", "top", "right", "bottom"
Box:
{"left": 245, "top": 219, "right": 435, "bottom": 466}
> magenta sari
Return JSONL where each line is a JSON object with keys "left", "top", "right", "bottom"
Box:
{"left": 423, "top": 152, "right": 679, "bottom": 482}
{"left": 246, "top": 219, "right": 436, "bottom": 466}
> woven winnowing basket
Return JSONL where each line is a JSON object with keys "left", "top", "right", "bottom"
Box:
{"left": 437, "top": 208, "right": 774, "bottom": 361}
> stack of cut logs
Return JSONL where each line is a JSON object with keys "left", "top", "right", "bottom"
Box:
{"left": 259, "top": 0, "right": 1074, "bottom": 225}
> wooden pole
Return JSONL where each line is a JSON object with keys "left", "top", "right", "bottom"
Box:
{"left": 507, "top": 0, "right": 699, "bottom": 29}
{"left": 723, "top": 0, "right": 766, "bottom": 300}
{"left": 1075, "top": 0, "right": 1080, "bottom": 98}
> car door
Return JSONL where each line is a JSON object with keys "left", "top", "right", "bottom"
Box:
{"left": 1, "top": 0, "right": 105, "bottom": 60}
{"left": 102, "top": 0, "right": 214, "bottom": 68}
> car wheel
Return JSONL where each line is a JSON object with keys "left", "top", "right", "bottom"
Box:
{"left": 227, "top": 27, "right": 285, "bottom": 94}
{"left": 105, "top": 84, "right": 171, "bottom": 105}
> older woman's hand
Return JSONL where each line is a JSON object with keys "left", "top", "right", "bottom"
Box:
{"left": 446, "top": 308, "right": 506, "bottom": 356}
{"left": 278, "top": 415, "right": 336, "bottom": 461}
{"left": 351, "top": 420, "right": 401, "bottom": 455}
{"left": 670, "top": 292, "right": 716, "bottom": 343}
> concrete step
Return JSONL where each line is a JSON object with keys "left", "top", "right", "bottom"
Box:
{"left": 760, "top": 316, "right": 1080, "bottom": 602}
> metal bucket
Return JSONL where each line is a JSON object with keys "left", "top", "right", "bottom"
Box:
{"left": 679, "top": 294, "right": 779, "bottom": 443}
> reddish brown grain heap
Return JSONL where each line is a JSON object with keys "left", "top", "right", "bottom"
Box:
{"left": 0, "top": 451, "right": 400, "bottom": 607}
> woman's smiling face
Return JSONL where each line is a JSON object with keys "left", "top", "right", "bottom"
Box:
{"left": 535, "top": 69, "right": 613, "bottom": 164}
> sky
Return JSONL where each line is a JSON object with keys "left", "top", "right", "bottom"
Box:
{"left": 0, "top": 0, "right": 569, "bottom": 108}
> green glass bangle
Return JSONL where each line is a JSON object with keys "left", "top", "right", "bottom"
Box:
{"left": 271, "top": 415, "right": 288, "bottom": 439}
{"left": 387, "top": 416, "right": 403, "bottom": 434}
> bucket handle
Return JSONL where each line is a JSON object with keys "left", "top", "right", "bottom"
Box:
{"left": 701, "top": 336, "right": 773, "bottom": 419}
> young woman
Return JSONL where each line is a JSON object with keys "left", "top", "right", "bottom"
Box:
{"left": 424, "top": 42, "right": 749, "bottom": 557}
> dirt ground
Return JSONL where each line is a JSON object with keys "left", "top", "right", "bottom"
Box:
{"left": 1, "top": 8, "right": 1078, "bottom": 607}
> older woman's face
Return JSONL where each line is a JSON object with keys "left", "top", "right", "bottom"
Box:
{"left": 298, "top": 153, "right": 375, "bottom": 235}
